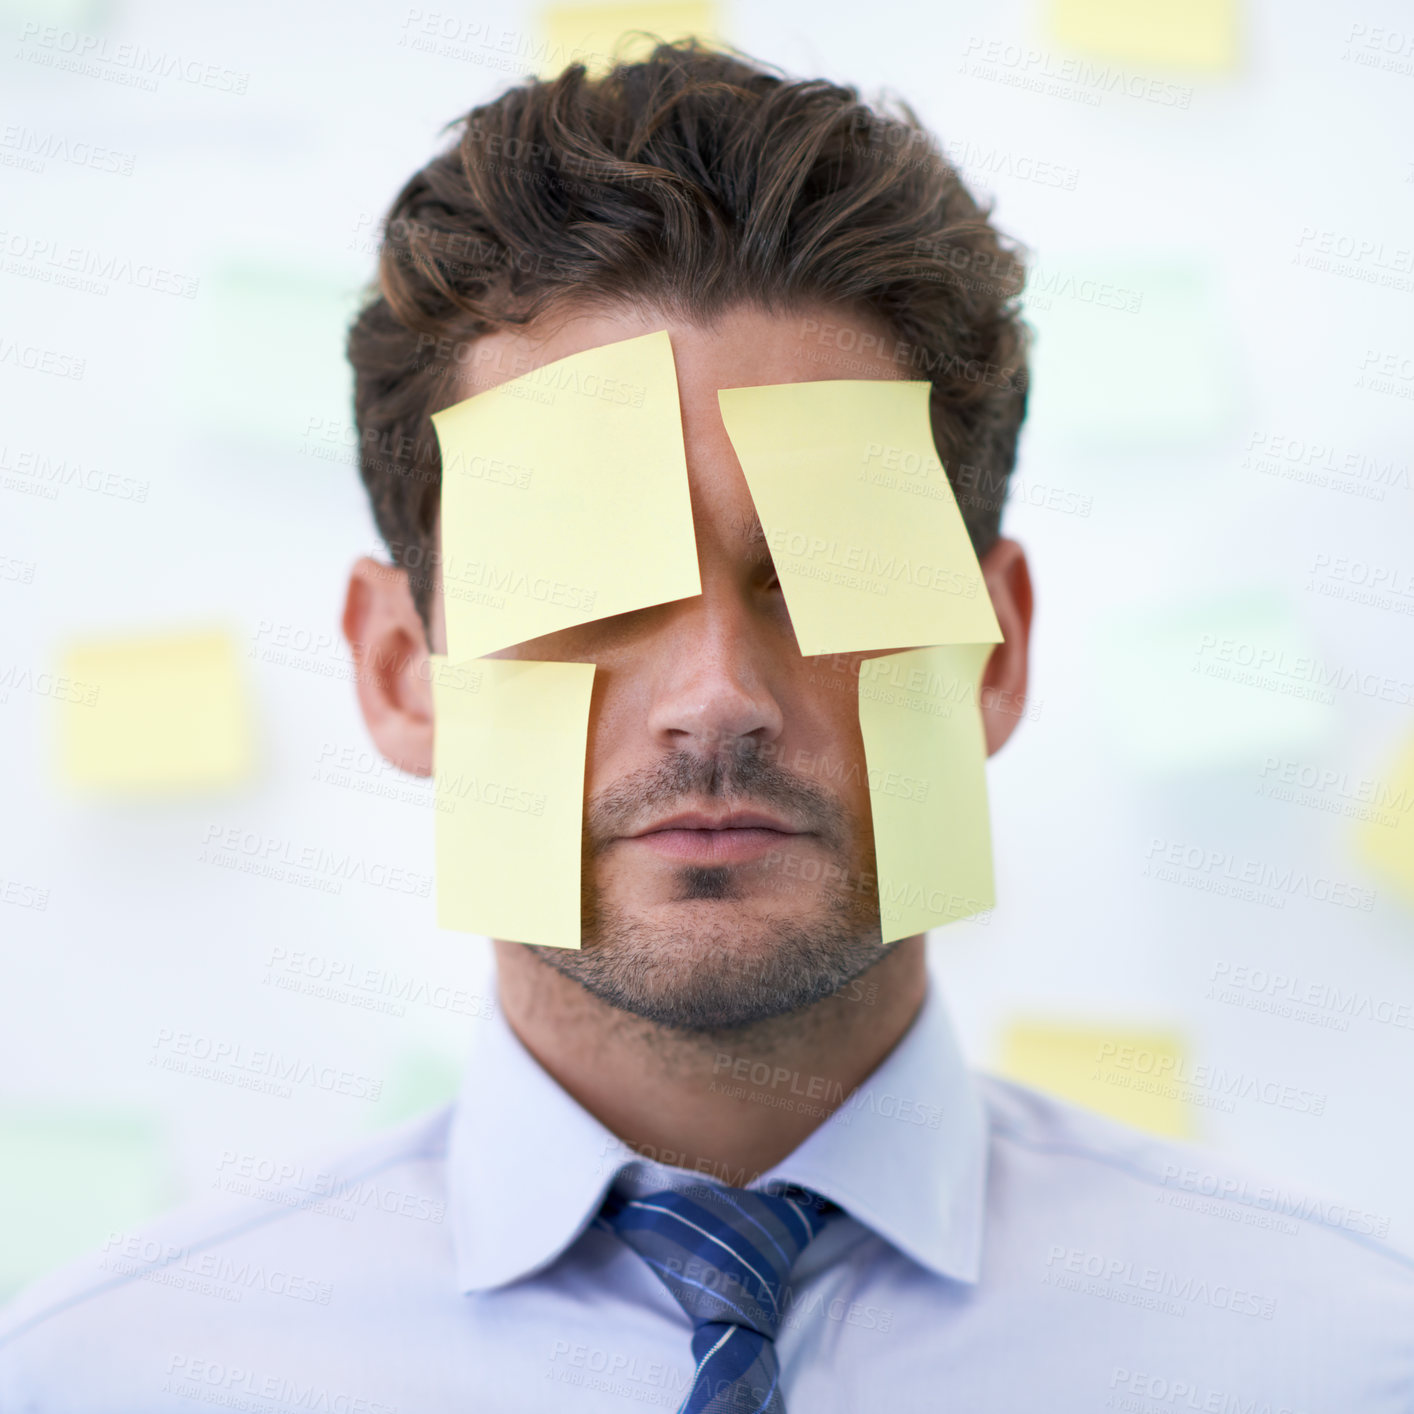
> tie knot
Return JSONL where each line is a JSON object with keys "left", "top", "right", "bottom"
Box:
{"left": 600, "top": 1180, "right": 836, "bottom": 1339}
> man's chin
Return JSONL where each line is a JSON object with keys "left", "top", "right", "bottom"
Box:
{"left": 531, "top": 899, "right": 888, "bottom": 1033}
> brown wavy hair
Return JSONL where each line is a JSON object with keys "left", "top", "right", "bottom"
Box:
{"left": 347, "top": 39, "right": 1030, "bottom": 630}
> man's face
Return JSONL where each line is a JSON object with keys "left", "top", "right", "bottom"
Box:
{"left": 429, "top": 303, "right": 925, "bottom": 1032}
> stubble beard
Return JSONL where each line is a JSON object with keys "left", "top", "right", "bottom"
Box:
{"left": 527, "top": 747, "right": 890, "bottom": 1035}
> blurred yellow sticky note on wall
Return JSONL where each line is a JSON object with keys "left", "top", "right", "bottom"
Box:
{"left": 860, "top": 643, "right": 996, "bottom": 942}
{"left": 57, "top": 629, "right": 255, "bottom": 793}
{"left": 432, "top": 656, "right": 595, "bottom": 948}
{"left": 539, "top": 1, "right": 721, "bottom": 77}
{"left": 433, "top": 330, "right": 700, "bottom": 662}
{"left": 1356, "top": 731, "right": 1414, "bottom": 909}
{"left": 718, "top": 381, "right": 1002, "bottom": 657}
{"left": 998, "top": 1023, "right": 1196, "bottom": 1139}
{"left": 1046, "top": 0, "right": 1239, "bottom": 74}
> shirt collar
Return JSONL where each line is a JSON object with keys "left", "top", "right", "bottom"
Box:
{"left": 755, "top": 980, "right": 987, "bottom": 1284}
{"left": 448, "top": 977, "right": 988, "bottom": 1292}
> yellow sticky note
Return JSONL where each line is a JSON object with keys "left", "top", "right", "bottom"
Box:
{"left": 998, "top": 1023, "right": 1196, "bottom": 1139}
{"left": 432, "top": 656, "right": 595, "bottom": 948}
{"left": 539, "top": 1, "right": 721, "bottom": 78}
{"left": 717, "top": 380, "right": 1002, "bottom": 657}
{"left": 433, "top": 330, "right": 700, "bottom": 661}
{"left": 1357, "top": 732, "right": 1414, "bottom": 909}
{"left": 1047, "top": 0, "right": 1239, "bottom": 74}
{"left": 860, "top": 643, "right": 995, "bottom": 942}
{"left": 57, "top": 629, "right": 255, "bottom": 793}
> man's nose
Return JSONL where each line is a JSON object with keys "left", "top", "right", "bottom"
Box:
{"left": 645, "top": 594, "right": 786, "bottom": 757}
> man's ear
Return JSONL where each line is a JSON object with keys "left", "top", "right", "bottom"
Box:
{"left": 342, "top": 557, "right": 435, "bottom": 778}
{"left": 977, "top": 537, "right": 1034, "bottom": 756}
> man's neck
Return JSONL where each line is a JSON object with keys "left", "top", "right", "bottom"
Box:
{"left": 491, "top": 937, "right": 928, "bottom": 1183}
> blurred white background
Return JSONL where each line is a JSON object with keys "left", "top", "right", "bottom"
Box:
{"left": 2, "top": 0, "right": 1412, "bottom": 1297}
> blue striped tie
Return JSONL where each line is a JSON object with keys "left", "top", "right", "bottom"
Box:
{"left": 597, "top": 1180, "right": 837, "bottom": 1414}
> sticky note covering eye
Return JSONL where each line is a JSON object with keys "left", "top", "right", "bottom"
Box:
{"left": 860, "top": 643, "right": 996, "bottom": 942}
{"left": 432, "top": 656, "right": 594, "bottom": 949}
{"left": 717, "top": 380, "right": 1002, "bottom": 656}
{"left": 56, "top": 629, "right": 255, "bottom": 793}
{"left": 432, "top": 330, "right": 700, "bottom": 661}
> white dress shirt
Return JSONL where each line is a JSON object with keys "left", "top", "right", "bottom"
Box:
{"left": 2, "top": 981, "right": 1411, "bottom": 1411}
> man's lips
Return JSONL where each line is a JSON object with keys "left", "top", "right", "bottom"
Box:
{"left": 622, "top": 810, "right": 809, "bottom": 865}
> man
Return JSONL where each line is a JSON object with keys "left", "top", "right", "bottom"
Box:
{"left": 3, "top": 40, "right": 1410, "bottom": 1414}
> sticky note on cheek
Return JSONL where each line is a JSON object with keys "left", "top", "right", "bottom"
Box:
{"left": 432, "top": 329, "right": 700, "bottom": 661}
{"left": 432, "top": 656, "right": 595, "bottom": 948}
{"left": 717, "top": 380, "right": 1002, "bottom": 656}
{"left": 859, "top": 643, "right": 996, "bottom": 942}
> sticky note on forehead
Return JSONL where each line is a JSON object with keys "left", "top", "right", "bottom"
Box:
{"left": 717, "top": 379, "right": 1002, "bottom": 657}
{"left": 431, "top": 655, "right": 593, "bottom": 949}
{"left": 859, "top": 642, "right": 996, "bottom": 941}
{"left": 432, "top": 329, "right": 700, "bottom": 661}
